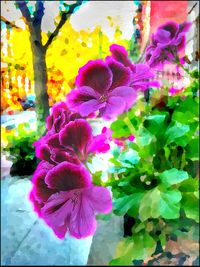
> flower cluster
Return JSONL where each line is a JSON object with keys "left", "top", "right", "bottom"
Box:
{"left": 30, "top": 42, "right": 160, "bottom": 239}
{"left": 67, "top": 44, "right": 159, "bottom": 120}
{"left": 30, "top": 18, "right": 190, "bottom": 240}
{"left": 30, "top": 102, "right": 112, "bottom": 239}
{"left": 145, "top": 21, "right": 191, "bottom": 68}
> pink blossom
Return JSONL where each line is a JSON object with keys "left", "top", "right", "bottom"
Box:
{"left": 67, "top": 59, "right": 137, "bottom": 120}
{"left": 108, "top": 44, "right": 160, "bottom": 91}
{"left": 145, "top": 21, "right": 191, "bottom": 68}
{"left": 35, "top": 119, "right": 111, "bottom": 164}
{"left": 29, "top": 161, "right": 112, "bottom": 239}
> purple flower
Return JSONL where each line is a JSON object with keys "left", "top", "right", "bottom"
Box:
{"left": 59, "top": 119, "right": 111, "bottom": 159}
{"left": 109, "top": 44, "right": 133, "bottom": 67}
{"left": 35, "top": 119, "right": 111, "bottom": 164}
{"left": 67, "top": 59, "right": 137, "bottom": 120}
{"left": 145, "top": 21, "right": 191, "bottom": 68}
{"left": 130, "top": 64, "right": 160, "bottom": 91}
{"left": 33, "top": 101, "right": 81, "bottom": 151}
{"left": 108, "top": 44, "right": 160, "bottom": 91}
{"left": 46, "top": 101, "right": 81, "bottom": 133}
{"left": 29, "top": 161, "right": 112, "bottom": 239}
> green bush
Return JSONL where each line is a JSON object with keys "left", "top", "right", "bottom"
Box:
{"left": 3, "top": 123, "right": 41, "bottom": 176}
{"left": 97, "top": 71, "right": 199, "bottom": 265}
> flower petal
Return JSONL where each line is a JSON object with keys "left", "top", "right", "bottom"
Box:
{"left": 46, "top": 115, "right": 53, "bottom": 130}
{"left": 133, "top": 81, "right": 160, "bottom": 91}
{"left": 59, "top": 119, "right": 92, "bottom": 153}
{"left": 67, "top": 86, "right": 100, "bottom": 109}
{"left": 41, "top": 191, "right": 73, "bottom": 239}
{"left": 69, "top": 193, "right": 97, "bottom": 239}
{"left": 175, "top": 34, "right": 186, "bottom": 51}
{"left": 159, "top": 21, "right": 179, "bottom": 39}
{"left": 29, "top": 190, "right": 44, "bottom": 217}
{"left": 109, "top": 86, "right": 137, "bottom": 110}
{"left": 106, "top": 58, "right": 132, "bottom": 90}
{"left": 178, "top": 21, "right": 191, "bottom": 33}
{"left": 75, "top": 60, "right": 113, "bottom": 94}
{"left": 32, "top": 161, "right": 56, "bottom": 203}
{"left": 45, "top": 162, "right": 92, "bottom": 191}
{"left": 131, "top": 64, "right": 155, "bottom": 82}
{"left": 47, "top": 133, "right": 62, "bottom": 148}
{"left": 84, "top": 186, "right": 112, "bottom": 214}
{"left": 109, "top": 44, "right": 132, "bottom": 67}
{"left": 100, "top": 96, "right": 126, "bottom": 120}
{"left": 67, "top": 86, "right": 103, "bottom": 117}
{"left": 87, "top": 129, "right": 111, "bottom": 154}
{"left": 78, "top": 99, "right": 105, "bottom": 117}
{"left": 35, "top": 144, "right": 53, "bottom": 164}
{"left": 33, "top": 174, "right": 57, "bottom": 204}
{"left": 154, "top": 29, "right": 171, "bottom": 44}
{"left": 50, "top": 149, "right": 80, "bottom": 165}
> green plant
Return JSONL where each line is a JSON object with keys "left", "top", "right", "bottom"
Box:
{"left": 103, "top": 71, "right": 199, "bottom": 265}
{"left": 3, "top": 122, "right": 42, "bottom": 176}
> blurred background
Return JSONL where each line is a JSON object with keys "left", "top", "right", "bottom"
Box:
{"left": 1, "top": 1, "right": 199, "bottom": 265}
{"left": 1, "top": 0, "right": 199, "bottom": 177}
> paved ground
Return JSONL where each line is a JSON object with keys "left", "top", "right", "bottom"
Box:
{"left": 1, "top": 176, "right": 123, "bottom": 266}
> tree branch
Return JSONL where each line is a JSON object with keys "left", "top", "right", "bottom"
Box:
{"left": 43, "top": 1, "right": 83, "bottom": 51}
{"left": 15, "top": 1, "right": 32, "bottom": 23}
{"left": 188, "top": 2, "right": 198, "bottom": 15}
{"left": 0, "top": 16, "right": 20, "bottom": 29}
{"left": 32, "top": 0, "right": 45, "bottom": 27}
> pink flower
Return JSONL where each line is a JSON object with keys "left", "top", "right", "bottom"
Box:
{"left": 67, "top": 59, "right": 137, "bottom": 120}
{"left": 59, "top": 119, "right": 111, "bottom": 160}
{"left": 35, "top": 119, "right": 111, "bottom": 164}
{"left": 108, "top": 44, "right": 160, "bottom": 91}
{"left": 33, "top": 101, "right": 81, "bottom": 151}
{"left": 29, "top": 160, "right": 112, "bottom": 239}
{"left": 46, "top": 101, "right": 81, "bottom": 133}
{"left": 145, "top": 21, "right": 191, "bottom": 68}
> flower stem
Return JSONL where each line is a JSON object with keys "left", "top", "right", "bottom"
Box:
{"left": 124, "top": 116, "right": 135, "bottom": 136}
{"left": 175, "top": 59, "right": 191, "bottom": 75}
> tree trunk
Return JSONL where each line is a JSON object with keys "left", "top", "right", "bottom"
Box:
{"left": 32, "top": 42, "right": 49, "bottom": 124}
{"left": 29, "top": 26, "right": 50, "bottom": 133}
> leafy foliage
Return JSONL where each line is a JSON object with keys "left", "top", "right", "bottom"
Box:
{"left": 2, "top": 123, "right": 42, "bottom": 176}
{"left": 105, "top": 71, "right": 199, "bottom": 265}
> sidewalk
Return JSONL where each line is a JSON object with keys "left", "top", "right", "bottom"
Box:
{"left": 1, "top": 176, "right": 123, "bottom": 266}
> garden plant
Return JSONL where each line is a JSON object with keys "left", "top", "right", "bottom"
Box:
{"left": 29, "top": 20, "right": 199, "bottom": 265}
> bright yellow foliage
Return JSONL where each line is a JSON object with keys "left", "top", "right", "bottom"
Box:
{"left": 1, "top": 19, "right": 131, "bottom": 112}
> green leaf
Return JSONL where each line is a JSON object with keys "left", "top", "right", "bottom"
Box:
{"left": 145, "top": 114, "right": 167, "bottom": 135}
{"left": 179, "top": 178, "right": 199, "bottom": 192}
{"left": 165, "top": 122, "right": 190, "bottom": 145}
{"left": 172, "top": 110, "right": 195, "bottom": 124}
{"left": 110, "top": 237, "right": 134, "bottom": 265}
{"left": 131, "top": 231, "right": 156, "bottom": 260}
{"left": 185, "top": 138, "right": 199, "bottom": 160}
{"left": 110, "top": 232, "right": 156, "bottom": 264}
{"left": 159, "top": 168, "right": 189, "bottom": 187}
{"left": 133, "top": 222, "right": 145, "bottom": 233}
{"left": 119, "top": 149, "right": 140, "bottom": 167}
{"left": 109, "top": 256, "right": 132, "bottom": 266}
{"left": 159, "top": 232, "right": 167, "bottom": 247}
{"left": 182, "top": 193, "right": 199, "bottom": 222}
{"left": 177, "top": 96, "right": 199, "bottom": 117}
{"left": 139, "top": 187, "right": 182, "bottom": 221}
{"left": 190, "top": 69, "right": 199, "bottom": 79}
{"left": 113, "top": 192, "right": 144, "bottom": 216}
{"left": 137, "top": 128, "right": 155, "bottom": 146}
{"left": 111, "top": 120, "right": 130, "bottom": 138}
{"left": 92, "top": 171, "right": 103, "bottom": 186}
